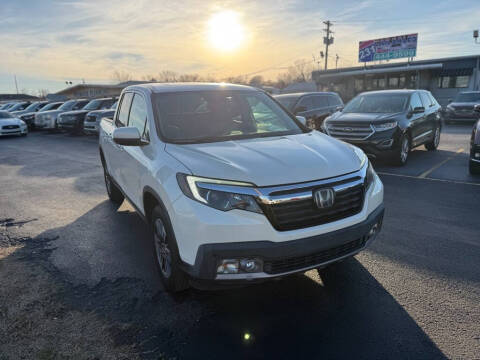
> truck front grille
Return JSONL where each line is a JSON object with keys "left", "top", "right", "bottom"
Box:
{"left": 263, "top": 237, "right": 366, "bottom": 274}
{"left": 259, "top": 176, "right": 365, "bottom": 231}
{"left": 327, "top": 123, "right": 374, "bottom": 140}
{"left": 2, "top": 125, "right": 20, "bottom": 130}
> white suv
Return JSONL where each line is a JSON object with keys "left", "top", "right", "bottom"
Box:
{"left": 99, "top": 83, "right": 384, "bottom": 292}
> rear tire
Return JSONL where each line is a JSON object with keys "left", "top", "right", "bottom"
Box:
{"left": 425, "top": 126, "right": 440, "bottom": 151}
{"left": 103, "top": 165, "right": 124, "bottom": 204}
{"left": 151, "top": 206, "right": 189, "bottom": 293}
{"left": 392, "top": 134, "right": 410, "bottom": 166}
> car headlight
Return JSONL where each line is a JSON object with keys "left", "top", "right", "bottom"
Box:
{"left": 19, "top": 120, "right": 26, "bottom": 126}
{"left": 373, "top": 121, "right": 397, "bottom": 131}
{"left": 176, "top": 174, "right": 263, "bottom": 214}
{"left": 446, "top": 105, "right": 454, "bottom": 112}
{"left": 365, "top": 161, "right": 376, "bottom": 189}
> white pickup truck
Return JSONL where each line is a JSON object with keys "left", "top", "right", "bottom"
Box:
{"left": 99, "top": 83, "right": 384, "bottom": 292}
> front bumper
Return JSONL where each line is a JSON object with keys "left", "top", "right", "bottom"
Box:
{"left": 183, "top": 204, "right": 384, "bottom": 282}
{"left": 337, "top": 128, "right": 401, "bottom": 158}
{"left": 0, "top": 126, "right": 27, "bottom": 136}
{"left": 445, "top": 111, "right": 479, "bottom": 122}
{"left": 84, "top": 122, "right": 99, "bottom": 133}
{"left": 169, "top": 171, "right": 384, "bottom": 282}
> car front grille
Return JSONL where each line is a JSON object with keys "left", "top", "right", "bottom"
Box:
{"left": 85, "top": 115, "right": 97, "bottom": 123}
{"left": 452, "top": 105, "right": 474, "bottom": 111}
{"left": 327, "top": 122, "right": 374, "bottom": 140}
{"left": 2, "top": 125, "right": 20, "bottom": 130}
{"left": 263, "top": 237, "right": 366, "bottom": 274}
{"left": 259, "top": 176, "right": 365, "bottom": 231}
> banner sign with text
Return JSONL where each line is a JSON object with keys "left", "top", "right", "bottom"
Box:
{"left": 359, "top": 33, "right": 418, "bottom": 62}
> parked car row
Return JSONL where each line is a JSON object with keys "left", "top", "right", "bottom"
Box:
{"left": 0, "top": 97, "right": 118, "bottom": 134}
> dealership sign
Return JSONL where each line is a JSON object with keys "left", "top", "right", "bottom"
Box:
{"left": 359, "top": 33, "right": 418, "bottom": 62}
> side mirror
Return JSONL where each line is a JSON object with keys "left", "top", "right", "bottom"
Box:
{"left": 474, "top": 104, "right": 480, "bottom": 113}
{"left": 335, "top": 106, "right": 343, "bottom": 112}
{"left": 296, "top": 115, "right": 307, "bottom": 126}
{"left": 294, "top": 105, "right": 307, "bottom": 114}
{"left": 413, "top": 106, "right": 425, "bottom": 114}
{"left": 112, "top": 127, "right": 147, "bottom": 146}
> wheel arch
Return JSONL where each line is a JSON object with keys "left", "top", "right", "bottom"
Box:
{"left": 143, "top": 186, "right": 167, "bottom": 224}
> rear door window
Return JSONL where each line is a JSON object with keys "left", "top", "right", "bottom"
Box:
{"left": 116, "top": 93, "right": 134, "bottom": 127}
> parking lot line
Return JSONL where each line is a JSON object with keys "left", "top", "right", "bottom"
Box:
{"left": 377, "top": 171, "right": 480, "bottom": 187}
{"left": 417, "top": 148, "right": 464, "bottom": 179}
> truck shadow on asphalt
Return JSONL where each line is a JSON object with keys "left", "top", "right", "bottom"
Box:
{"left": 3, "top": 201, "right": 447, "bottom": 359}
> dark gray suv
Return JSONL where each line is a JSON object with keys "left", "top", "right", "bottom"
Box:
{"left": 274, "top": 92, "right": 344, "bottom": 129}
{"left": 445, "top": 91, "right": 480, "bottom": 123}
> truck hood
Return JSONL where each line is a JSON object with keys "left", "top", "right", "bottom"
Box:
{"left": 61, "top": 110, "right": 89, "bottom": 117}
{"left": 327, "top": 111, "right": 403, "bottom": 124}
{"left": 449, "top": 102, "right": 479, "bottom": 108}
{"left": 165, "top": 132, "right": 363, "bottom": 187}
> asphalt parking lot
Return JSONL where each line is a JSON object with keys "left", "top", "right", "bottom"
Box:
{"left": 1, "top": 126, "right": 479, "bottom": 359}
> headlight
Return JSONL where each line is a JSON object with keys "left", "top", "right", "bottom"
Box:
{"left": 365, "top": 161, "right": 376, "bottom": 189}
{"left": 446, "top": 105, "right": 454, "bottom": 112}
{"left": 373, "top": 121, "right": 397, "bottom": 131}
{"left": 176, "top": 174, "right": 263, "bottom": 214}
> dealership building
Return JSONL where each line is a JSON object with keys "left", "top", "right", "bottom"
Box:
{"left": 312, "top": 54, "right": 480, "bottom": 105}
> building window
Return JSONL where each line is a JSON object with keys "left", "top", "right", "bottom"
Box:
{"left": 378, "top": 78, "right": 385, "bottom": 88}
{"left": 388, "top": 76, "right": 399, "bottom": 88}
{"left": 355, "top": 78, "right": 364, "bottom": 91}
{"left": 399, "top": 76, "right": 406, "bottom": 88}
{"left": 437, "top": 75, "right": 470, "bottom": 88}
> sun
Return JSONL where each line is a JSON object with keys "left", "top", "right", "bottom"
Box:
{"left": 207, "top": 11, "right": 245, "bottom": 52}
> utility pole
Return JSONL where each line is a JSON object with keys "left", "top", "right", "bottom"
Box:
{"left": 14, "top": 75, "right": 19, "bottom": 94}
{"left": 335, "top": 54, "right": 339, "bottom": 69}
{"left": 323, "top": 20, "right": 334, "bottom": 70}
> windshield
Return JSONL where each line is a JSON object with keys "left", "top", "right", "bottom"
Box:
{"left": 344, "top": 93, "right": 409, "bottom": 113}
{"left": 9, "top": 103, "right": 27, "bottom": 111}
{"left": 274, "top": 96, "right": 299, "bottom": 111}
{"left": 58, "top": 100, "right": 76, "bottom": 111}
{"left": 40, "top": 102, "right": 62, "bottom": 111}
{"left": 455, "top": 93, "right": 480, "bottom": 102}
{"left": 153, "top": 91, "right": 304, "bottom": 143}
{"left": 83, "top": 99, "right": 103, "bottom": 110}
{"left": 24, "top": 102, "right": 44, "bottom": 112}
{"left": 0, "top": 111, "right": 13, "bottom": 119}
{"left": 111, "top": 101, "right": 118, "bottom": 109}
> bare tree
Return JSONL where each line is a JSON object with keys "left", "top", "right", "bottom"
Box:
{"left": 249, "top": 75, "right": 264, "bottom": 87}
{"left": 157, "top": 70, "right": 178, "bottom": 82}
{"left": 178, "top": 73, "right": 202, "bottom": 82}
{"left": 112, "top": 70, "right": 133, "bottom": 83}
{"left": 142, "top": 74, "right": 157, "bottom": 82}
{"left": 37, "top": 89, "right": 50, "bottom": 98}
{"left": 275, "top": 59, "right": 315, "bottom": 88}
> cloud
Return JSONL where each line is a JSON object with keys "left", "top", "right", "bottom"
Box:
{"left": 0, "top": 0, "right": 480, "bottom": 93}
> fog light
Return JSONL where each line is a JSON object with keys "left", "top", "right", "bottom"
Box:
{"left": 475, "top": 152, "right": 480, "bottom": 159}
{"left": 367, "top": 222, "right": 381, "bottom": 240}
{"left": 217, "top": 260, "right": 239, "bottom": 274}
{"left": 240, "top": 259, "right": 263, "bottom": 273}
{"left": 378, "top": 139, "right": 394, "bottom": 148}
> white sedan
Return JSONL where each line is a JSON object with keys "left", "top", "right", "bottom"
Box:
{"left": 0, "top": 111, "right": 28, "bottom": 137}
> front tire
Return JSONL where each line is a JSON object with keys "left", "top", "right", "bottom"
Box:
{"left": 103, "top": 165, "right": 124, "bottom": 204}
{"left": 392, "top": 134, "right": 410, "bottom": 166}
{"left": 425, "top": 126, "right": 440, "bottom": 151}
{"left": 151, "top": 206, "right": 189, "bottom": 293}
{"left": 469, "top": 160, "right": 480, "bottom": 175}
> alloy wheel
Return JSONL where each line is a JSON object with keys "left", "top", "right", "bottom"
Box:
{"left": 434, "top": 127, "right": 440, "bottom": 147}
{"left": 401, "top": 137, "right": 409, "bottom": 163}
{"left": 154, "top": 218, "right": 172, "bottom": 278}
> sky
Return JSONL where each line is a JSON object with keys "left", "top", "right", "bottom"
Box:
{"left": 1, "top": 0, "right": 479, "bottom": 94}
